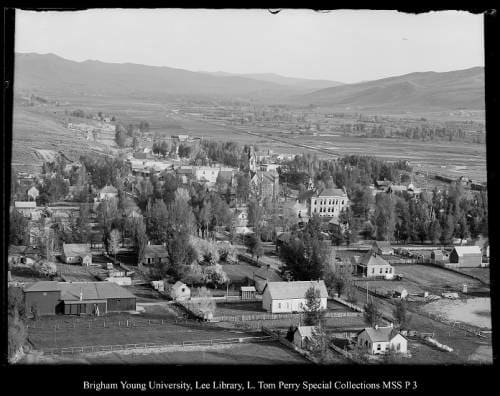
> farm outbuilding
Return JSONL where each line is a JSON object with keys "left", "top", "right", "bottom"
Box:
{"left": 449, "top": 246, "right": 482, "bottom": 268}
{"left": 62, "top": 243, "right": 92, "bottom": 266}
{"left": 293, "top": 326, "right": 319, "bottom": 349}
{"left": 23, "top": 281, "right": 136, "bottom": 316}
{"left": 240, "top": 286, "right": 256, "bottom": 300}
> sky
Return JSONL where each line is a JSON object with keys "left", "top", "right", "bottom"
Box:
{"left": 15, "top": 9, "right": 484, "bottom": 84}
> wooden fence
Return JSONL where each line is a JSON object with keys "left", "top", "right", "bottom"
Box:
{"left": 213, "top": 310, "right": 362, "bottom": 323}
{"left": 42, "top": 335, "right": 274, "bottom": 355}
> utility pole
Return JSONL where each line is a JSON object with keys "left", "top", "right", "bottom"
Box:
{"left": 366, "top": 281, "right": 369, "bottom": 304}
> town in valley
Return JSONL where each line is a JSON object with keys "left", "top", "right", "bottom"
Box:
{"left": 7, "top": 9, "right": 491, "bottom": 367}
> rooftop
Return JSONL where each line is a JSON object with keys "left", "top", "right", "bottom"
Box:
{"left": 317, "top": 188, "right": 346, "bottom": 198}
{"left": 359, "top": 251, "right": 392, "bottom": 267}
{"left": 63, "top": 243, "right": 92, "bottom": 257}
{"left": 453, "top": 246, "right": 482, "bottom": 256}
{"left": 264, "top": 280, "right": 328, "bottom": 300}
{"left": 361, "top": 326, "right": 401, "bottom": 343}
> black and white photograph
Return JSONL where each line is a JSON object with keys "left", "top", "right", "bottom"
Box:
{"left": 4, "top": 7, "right": 495, "bottom": 381}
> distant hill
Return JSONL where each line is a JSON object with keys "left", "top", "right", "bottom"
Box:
{"left": 291, "top": 67, "right": 485, "bottom": 111}
{"left": 201, "top": 71, "right": 344, "bottom": 91}
{"left": 14, "top": 53, "right": 305, "bottom": 101}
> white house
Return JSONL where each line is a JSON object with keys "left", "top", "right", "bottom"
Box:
{"left": 293, "top": 326, "right": 319, "bottom": 349}
{"left": 170, "top": 281, "right": 191, "bottom": 301}
{"left": 357, "top": 325, "right": 408, "bottom": 355}
{"left": 356, "top": 252, "right": 394, "bottom": 279}
{"left": 372, "top": 241, "right": 394, "bottom": 256}
{"left": 262, "top": 280, "right": 328, "bottom": 313}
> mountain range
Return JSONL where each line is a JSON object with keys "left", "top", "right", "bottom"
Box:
{"left": 14, "top": 53, "right": 484, "bottom": 111}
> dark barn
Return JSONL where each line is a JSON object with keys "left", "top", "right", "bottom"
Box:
{"left": 23, "top": 281, "right": 136, "bottom": 316}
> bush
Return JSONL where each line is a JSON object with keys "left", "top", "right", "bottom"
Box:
{"left": 190, "top": 237, "right": 220, "bottom": 265}
{"left": 202, "top": 264, "right": 229, "bottom": 287}
{"left": 217, "top": 242, "right": 237, "bottom": 262}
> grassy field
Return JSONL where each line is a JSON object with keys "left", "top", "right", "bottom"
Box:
{"left": 394, "top": 264, "right": 486, "bottom": 295}
{"left": 22, "top": 341, "right": 310, "bottom": 365}
{"left": 456, "top": 268, "right": 491, "bottom": 285}
{"left": 352, "top": 279, "right": 425, "bottom": 297}
{"left": 28, "top": 315, "right": 263, "bottom": 350}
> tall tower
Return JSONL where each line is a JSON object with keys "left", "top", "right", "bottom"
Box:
{"left": 248, "top": 146, "right": 257, "bottom": 173}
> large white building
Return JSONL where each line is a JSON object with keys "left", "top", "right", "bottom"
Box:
{"left": 309, "top": 187, "right": 349, "bottom": 220}
{"left": 262, "top": 280, "right": 328, "bottom": 313}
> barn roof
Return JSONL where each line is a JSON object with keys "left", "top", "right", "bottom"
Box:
{"left": 453, "top": 246, "right": 482, "bottom": 256}
{"left": 24, "top": 281, "right": 61, "bottom": 292}
{"left": 59, "top": 281, "right": 136, "bottom": 301}
{"left": 263, "top": 280, "right": 328, "bottom": 300}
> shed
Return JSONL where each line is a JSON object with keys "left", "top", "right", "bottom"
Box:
{"left": 293, "top": 326, "right": 319, "bottom": 349}
{"left": 170, "top": 281, "right": 190, "bottom": 301}
{"left": 23, "top": 281, "right": 62, "bottom": 316}
{"left": 431, "top": 250, "right": 445, "bottom": 263}
{"left": 449, "top": 246, "right": 482, "bottom": 268}
{"left": 240, "top": 286, "right": 256, "bottom": 300}
{"left": 141, "top": 244, "right": 169, "bottom": 267}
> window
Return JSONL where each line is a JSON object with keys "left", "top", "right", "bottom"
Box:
{"left": 372, "top": 268, "right": 375, "bottom": 274}
{"left": 380, "top": 268, "right": 383, "bottom": 274}
{"left": 396, "top": 343, "right": 401, "bottom": 351}
{"left": 278, "top": 303, "right": 281, "bottom": 309}
{"left": 377, "top": 344, "right": 381, "bottom": 351}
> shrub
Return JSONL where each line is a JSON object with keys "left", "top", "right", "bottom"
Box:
{"left": 217, "top": 242, "right": 237, "bottom": 263}
{"left": 190, "top": 237, "right": 219, "bottom": 265}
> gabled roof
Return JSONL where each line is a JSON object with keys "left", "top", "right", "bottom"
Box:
{"left": 361, "top": 327, "right": 402, "bottom": 343}
{"left": 172, "top": 281, "right": 188, "bottom": 291}
{"left": 144, "top": 244, "right": 168, "bottom": 257}
{"left": 253, "top": 267, "right": 283, "bottom": 282}
{"left": 452, "top": 246, "right": 482, "bottom": 256}
{"left": 295, "top": 325, "right": 318, "bottom": 339}
{"left": 263, "top": 280, "right": 328, "bottom": 300}
{"left": 24, "top": 281, "right": 60, "bottom": 292}
{"left": 359, "top": 251, "right": 392, "bottom": 267}
{"left": 63, "top": 243, "right": 92, "bottom": 257}
{"left": 59, "top": 281, "right": 136, "bottom": 301}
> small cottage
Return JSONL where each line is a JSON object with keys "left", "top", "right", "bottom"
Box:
{"left": 62, "top": 243, "right": 92, "bottom": 266}
{"left": 170, "top": 281, "right": 190, "bottom": 301}
{"left": 293, "top": 326, "right": 319, "bottom": 349}
{"left": 357, "top": 252, "right": 394, "bottom": 279}
{"left": 357, "top": 325, "right": 407, "bottom": 355}
{"left": 140, "top": 244, "right": 169, "bottom": 267}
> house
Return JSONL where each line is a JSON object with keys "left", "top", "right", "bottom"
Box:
{"left": 293, "top": 326, "right": 319, "bottom": 349}
{"left": 262, "top": 280, "right": 328, "bottom": 313}
{"left": 23, "top": 281, "right": 136, "bottom": 316}
{"left": 170, "top": 281, "right": 190, "bottom": 301}
{"left": 27, "top": 186, "right": 39, "bottom": 201}
{"left": 449, "top": 246, "right": 482, "bottom": 268}
{"left": 308, "top": 187, "right": 349, "bottom": 221}
{"left": 357, "top": 325, "right": 407, "bottom": 355}
{"left": 62, "top": 244, "right": 92, "bottom": 266}
{"left": 372, "top": 241, "right": 394, "bottom": 255}
{"left": 98, "top": 185, "right": 118, "bottom": 201}
{"left": 240, "top": 286, "right": 257, "bottom": 300}
{"left": 140, "top": 244, "right": 169, "bottom": 267}
{"left": 356, "top": 251, "right": 394, "bottom": 279}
